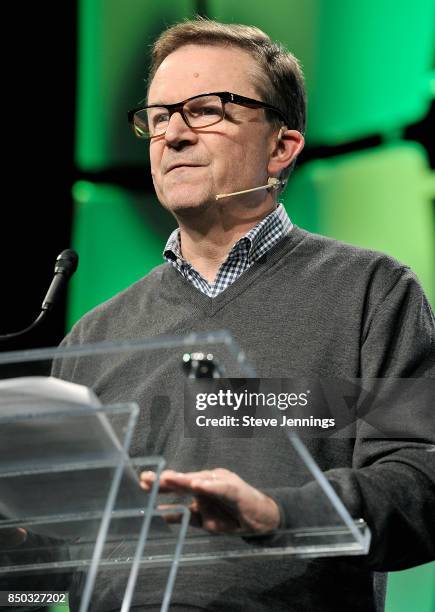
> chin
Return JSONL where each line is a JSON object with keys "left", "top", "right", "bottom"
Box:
{"left": 161, "top": 190, "right": 214, "bottom": 217}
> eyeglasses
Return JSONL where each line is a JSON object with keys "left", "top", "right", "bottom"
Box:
{"left": 127, "top": 91, "right": 288, "bottom": 139}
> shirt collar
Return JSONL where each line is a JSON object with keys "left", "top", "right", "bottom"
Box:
{"left": 163, "top": 203, "right": 292, "bottom": 264}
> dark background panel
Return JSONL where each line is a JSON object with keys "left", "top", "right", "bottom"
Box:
{"left": 0, "top": 3, "right": 77, "bottom": 349}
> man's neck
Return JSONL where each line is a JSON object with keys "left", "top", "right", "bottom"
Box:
{"left": 176, "top": 198, "right": 277, "bottom": 284}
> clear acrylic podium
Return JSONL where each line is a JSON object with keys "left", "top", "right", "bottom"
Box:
{"left": 0, "top": 332, "right": 371, "bottom": 611}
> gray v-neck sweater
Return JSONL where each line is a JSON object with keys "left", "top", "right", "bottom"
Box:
{"left": 56, "top": 226, "right": 434, "bottom": 612}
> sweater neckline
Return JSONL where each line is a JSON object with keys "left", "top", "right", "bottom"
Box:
{"left": 161, "top": 225, "right": 308, "bottom": 316}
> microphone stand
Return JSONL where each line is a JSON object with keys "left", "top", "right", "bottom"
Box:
{"left": 0, "top": 311, "right": 48, "bottom": 342}
{"left": 0, "top": 249, "right": 78, "bottom": 344}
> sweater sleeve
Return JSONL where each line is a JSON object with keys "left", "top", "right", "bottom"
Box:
{"left": 269, "top": 267, "right": 435, "bottom": 571}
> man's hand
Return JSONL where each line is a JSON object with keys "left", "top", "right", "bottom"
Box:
{"left": 0, "top": 527, "right": 27, "bottom": 548}
{"left": 140, "top": 468, "right": 280, "bottom": 534}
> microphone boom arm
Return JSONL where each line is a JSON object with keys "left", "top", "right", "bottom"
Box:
{"left": 0, "top": 249, "right": 78, "bottom": 342}
{"left": 215, "top": 177, "right": 282, "bottom": 200}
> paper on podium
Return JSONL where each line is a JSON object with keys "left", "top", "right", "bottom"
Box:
{"left": 0, "top": 376, "right": 157, "bottom": 538}
{"left": 0, "top": 376, "right": 101, "bottom": 412}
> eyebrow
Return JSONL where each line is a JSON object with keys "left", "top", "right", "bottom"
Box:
{"left": 145, "top": 92, "right": 229, "bottom": 107}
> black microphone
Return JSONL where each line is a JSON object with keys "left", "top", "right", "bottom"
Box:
{"left": 41, "top": 249, "right": 78, "bottom": 312}
{"left": 0, "top": 249, "right": 79, "bottom": 341}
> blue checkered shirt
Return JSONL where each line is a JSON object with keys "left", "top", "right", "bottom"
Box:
{"left": 163, "top": 204, "right": 293, "bottom": 297}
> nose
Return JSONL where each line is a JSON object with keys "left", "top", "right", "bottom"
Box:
{"left": 164, "top": 111, "right": 197, "bottom": 147}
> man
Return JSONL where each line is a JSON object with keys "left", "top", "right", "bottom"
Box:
{"left": 56, "top": 17, "right": 434, "bottom": 612}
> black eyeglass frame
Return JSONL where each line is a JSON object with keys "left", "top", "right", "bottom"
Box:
{"left": 127, "top": 91, "right": 288, "bottom": 139}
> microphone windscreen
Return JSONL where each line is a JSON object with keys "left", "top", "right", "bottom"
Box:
{"left": 54, "top": 249, "right": 79, "bottom": 278}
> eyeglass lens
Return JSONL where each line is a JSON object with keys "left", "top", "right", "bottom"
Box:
{"left": 134, "top": 95, "right": 225, "bottom": 138}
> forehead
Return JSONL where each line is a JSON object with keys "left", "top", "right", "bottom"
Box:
{"left": 148, "top": 44, "right": 260, "bottom": 104}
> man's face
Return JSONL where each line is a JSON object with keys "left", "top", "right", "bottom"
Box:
{"left": 147, "top": 44, "right": 276, "bottom": 216}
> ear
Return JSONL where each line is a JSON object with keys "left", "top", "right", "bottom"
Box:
{"left": 267, "top": 128, "right": 305, "bottom": 176}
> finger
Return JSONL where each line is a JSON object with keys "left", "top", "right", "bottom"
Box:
{"left": 0, "top": 528, "right": 27, "bottom": 547}
{"left": 157, "top": 497, "right": 234, "bottom": 531}
{"left": 139, "top": 470, "right": 190, "bottom": 493}
{"left": 142, "top": 471, "right": 209, "bottom": 494}
{"left": 190, "top": 477, "right": 238, "bottom": 501}
{"left": 140, "top": 469, "right": 192, "bottom": 486}
{"left": 155, "top": 503, "right": 204, "bottom": 528}
{"left": 160, "top": 471, "right": 230, "bottom": 496}
{"left": 161, "top": 470, "right": 219, "bottom": 485}
{"left": 156, "top": 504, "right": 183, "bottom": 524}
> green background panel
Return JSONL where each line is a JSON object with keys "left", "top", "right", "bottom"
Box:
{"left": 76, "top": 0, "right": 196, "bottom": 170}
{"left": 387, "top": 562, "right": 435, "bottom": 612}
{"left": 284, "top": 142, "right": 434, "bottom": 304}
{"left": 68, "top": 181, "right": 175, "bottom": 325}
{"left": 207, "top": 0, "right": 435, "bottom": 144}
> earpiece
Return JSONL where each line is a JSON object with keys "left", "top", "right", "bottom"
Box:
{"left": 277, "top": 126, "right": 287, "bottom": 142}
{"left": 267, "top": 177, "right": 282, "bottom": 190}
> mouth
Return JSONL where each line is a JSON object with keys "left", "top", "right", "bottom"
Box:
{"left": 166, "top": 163, "right": 203, "bottom": 174}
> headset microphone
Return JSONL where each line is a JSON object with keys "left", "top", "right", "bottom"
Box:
{"left": 215, "top": 177, "right": 283, "bottom": 201}
{"left": 216, "top": 126, "right": 287, "bottom": 200}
